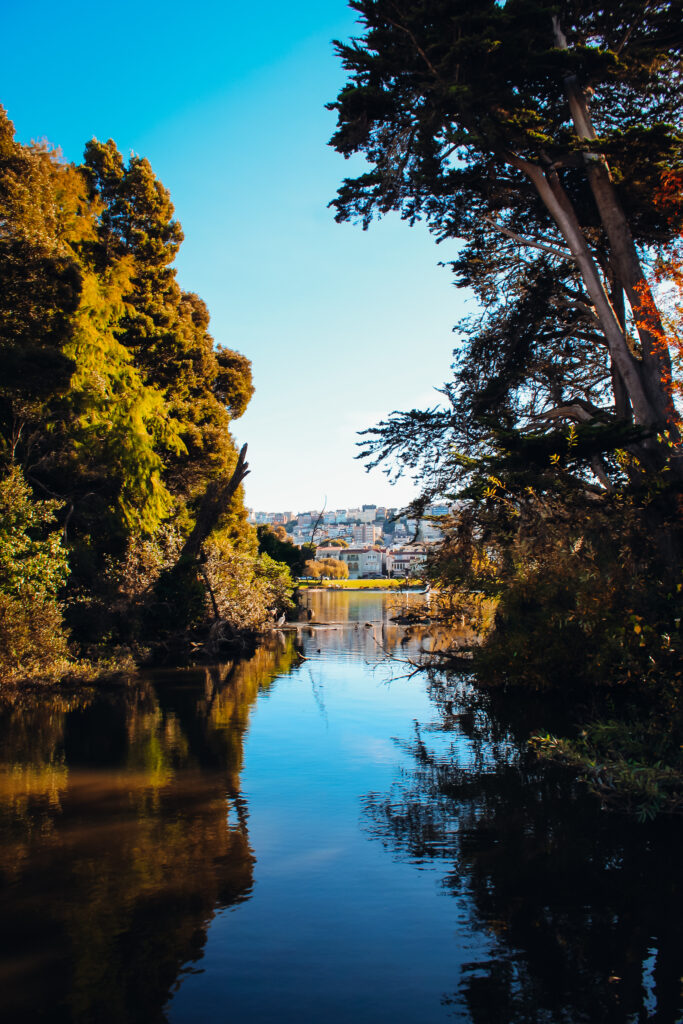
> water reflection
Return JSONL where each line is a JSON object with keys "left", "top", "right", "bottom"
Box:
{"left": 363, "top": 674, "right": 683, "bottom": 1023}
{"left": 294, "top": 588, "right": 458, "bottom": 662}
{"left": 0, "top": 637, "right": 299, "bottom": 1024}
{"left": 2, "top": 594, "right": 682, "bottom": 1023}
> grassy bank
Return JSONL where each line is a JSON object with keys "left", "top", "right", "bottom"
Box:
{"left": 296, "top": 578, "right": 424, "bottom": 590}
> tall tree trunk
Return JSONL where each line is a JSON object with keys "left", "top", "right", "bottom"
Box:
{"left": 609, "top": 279, "right": 633, "bottom": 422}
{"left": 151, "top": 444, "right": 250, "bottom": 634}
{"left": 176, "top": 443, "right": 250, "bottom": 567}
{"left": 552, "top": 15, "right": 677, "bottom": 432}
{"left": 510, "top": 154, "right": 656, "bottom": 429}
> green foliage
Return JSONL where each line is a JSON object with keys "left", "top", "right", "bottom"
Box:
{"left": 330, "top": 3, "right": 683, "bottom": 813}
{"left": 64, "top": 263, "right": 186, "bottom": 534}
{"left": 333, "top": 1, "right": 683, "bottom": 487}
{"left": 0, "top": 107, "right": 260, "bottom": 670}
{"left": 203, "top": 547, "right": 294, "bottom": 631}
{"left": 214, "top": 346, "right": 255, "bottom": 420}
{"left": 0, "top": 592, "right": 71, "bottom": 679}
{"left": 82, "top": 138, "right": 254, "bottom": 507}
{"left": 0, "top": 466, "right": 69, "bottom": 598}
{"left": 530, "top": 728, "right": 683, "bottom": 820}
{"left": 427, "top": 469, "right": 683, "bottom": 815}
{"left": 257, "top": 525, "right": 314, "bottom": 577}
{"left": 0, "top": 466, "right": 71, "bottom": 676}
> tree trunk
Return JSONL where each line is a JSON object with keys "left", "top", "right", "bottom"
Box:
{"left": 552, "top": 15, "right": 677, "bottom": 432}
{"left": 176, "top": 443, "right": 250, "bottom": 567}
{"left": 608, "top": 279, "right": 633, "bottom": 422}
{"left": 511, "top": 155, "right": 656, "bottom": 429}
{"left": 150, "top": 444, "right": 250, "bottom": 636}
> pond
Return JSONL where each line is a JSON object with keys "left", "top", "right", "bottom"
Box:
{"left": 0, "top": 590, "right": 681, "bottom": 1023}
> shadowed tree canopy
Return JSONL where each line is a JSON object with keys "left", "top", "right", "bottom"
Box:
{"left": 257, "top": 525, "right": 315, "bottom": 577}
{"left": 329, "top": 0, "right": 683, "bottom": 500}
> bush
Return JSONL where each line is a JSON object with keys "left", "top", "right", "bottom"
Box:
{"left": 0, "top": 467, "right": 72, "bottom": 678}
{"left": 203, "top": 547, "right": 294, "bottom": 631}
{"left": 0, "top": 592, "right": 71, "bottom": 678}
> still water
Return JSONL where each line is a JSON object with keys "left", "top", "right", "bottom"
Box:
{"left": 0, "top": 591, "right": 681, "bottom": 1023}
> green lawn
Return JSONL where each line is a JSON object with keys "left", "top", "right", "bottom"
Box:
{"left": 296, "top": 578, "right": 424, "bottom": 590}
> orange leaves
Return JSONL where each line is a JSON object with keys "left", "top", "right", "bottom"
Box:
{"left": 633, "top": 247, "right": 683, "bottom": 411}
{"left": 653, "top": 169, "right": 683, "bottom": 230}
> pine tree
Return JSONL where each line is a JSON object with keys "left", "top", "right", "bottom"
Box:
{"left": 329, "top": 0, "right": 683, "bottom": 490}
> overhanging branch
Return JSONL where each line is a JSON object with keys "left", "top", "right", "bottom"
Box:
{"left": 482, "top": 216, "right": 571, "bottom": 260}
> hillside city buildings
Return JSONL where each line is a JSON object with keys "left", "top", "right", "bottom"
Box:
{"left": 248, "top": 502, "right": 453, "bottom": 578}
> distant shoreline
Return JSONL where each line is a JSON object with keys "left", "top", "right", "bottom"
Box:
{"left": 296, "top": 580, "right": 427, "bottom": 593}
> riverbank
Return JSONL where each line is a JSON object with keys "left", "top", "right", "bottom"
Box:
{"left": 296, "top": 578, "right": 426, "bottom": 592}
{"left": 2, "top": 587, "right": 680, "bottom": 1024}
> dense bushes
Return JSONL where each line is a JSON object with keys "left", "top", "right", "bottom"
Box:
{"left": 0, "top": 467, "right": 71, "bottom": 678}
{"left": 426, "top": 477, "right": 683, "bottom": 816}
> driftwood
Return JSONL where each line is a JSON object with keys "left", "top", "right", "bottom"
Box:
{"left": 150, "top": 444, "right": 250, "bottom": 635}
{"left": 176, "top": 443, "right": 250, "bottom": 567}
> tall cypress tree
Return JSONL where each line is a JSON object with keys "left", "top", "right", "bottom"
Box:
{"left": 329, "top": 0, "right": 683, "bottom": 492}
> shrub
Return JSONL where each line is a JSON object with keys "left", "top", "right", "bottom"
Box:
{"left": 203, "top": 547, "right": 294, "bottom": 631}
{"left": 0, "top": 466, "right": 71, "bottom": 677}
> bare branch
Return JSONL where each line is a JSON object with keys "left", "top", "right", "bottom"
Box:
{"left": 177, "top": 444, "right": 250, "bottom": 566}
{"left": 535, "top": 397, "right": 610, "bottom": 423}
{"left": 386, "top": 7, "right": 442, "bottom": 81}
{"left": 482, "top": 216, "right": 571, "bottom": 260}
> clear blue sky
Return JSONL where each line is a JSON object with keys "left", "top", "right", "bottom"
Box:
{"left": 3, "top": 0, "right": 472, "bottom": 512}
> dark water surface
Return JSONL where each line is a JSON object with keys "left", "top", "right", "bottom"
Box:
{"left": 0, "top": 591, "right": 681, "bottom": 1023}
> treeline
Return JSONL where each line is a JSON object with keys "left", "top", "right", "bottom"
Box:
{"left": 330, "top": 0, "right": 683, "bottom": 815}
{"left": 0, "top": 108, "right": 291, "bottom": 678}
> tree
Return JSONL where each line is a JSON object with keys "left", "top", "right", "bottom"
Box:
{"left": 0, "top": 109, "right": 186, "bottom": 540}
{"left": 304, "top": 558, "right": 349, "bottom": 579}
{"left": 83, "top": 139, "right": 255, "bottom": 516}
{"left": 0, "top": 108, "right": 265, "bottom": 661}
{"left": 257, "top": 525, "right": 315, "bottom": 577}
{"left": 328, "top": 1, "right": 683, "bottom": 716}
{"left": 329, "top": 0, "right": 683, "bottom": 493}
{"left": 0, "top": 466, "right": 71, "bottom": 674}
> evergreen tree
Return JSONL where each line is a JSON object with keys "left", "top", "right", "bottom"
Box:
{"left": 329, "top": 1, "right": 683, "bottom": 715}
{"left": 0, "top": 108, "right": 261, "bottom": 661}
{"left": 83, "top": 140, "right": 254, "bottom": 519}
{"left": 329, "top": 0, "right": 683, "bottom": 492}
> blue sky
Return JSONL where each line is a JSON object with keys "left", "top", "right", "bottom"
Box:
{"left": 3, "top": 0, "right": 472, "bottom": 512}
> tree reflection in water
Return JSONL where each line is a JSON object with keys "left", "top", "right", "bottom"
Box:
{"left": 363, "top": 672, "right": 683, "bottom": 1024}
{"left": 294, "top": 588, "right": 460, "bottom": 663}
{"left": 0, "top": 636, "right": 300, "bottom": 1024}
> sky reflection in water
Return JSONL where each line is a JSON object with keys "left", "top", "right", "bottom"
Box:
{"left": 0, "top": 591, "right": 681, "bottom": 1023}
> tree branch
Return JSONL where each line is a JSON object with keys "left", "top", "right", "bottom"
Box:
{"left": 482, "top": 216, "right": 571, "bottom": 260}
{"left": 386, "top": 7, "right": 442, "bottom": 81}
{"left": 177, "top": 444, "right": 250, "bottom": 566}
{"left": 535, "top": 397, "right": 611, "bottom": 423}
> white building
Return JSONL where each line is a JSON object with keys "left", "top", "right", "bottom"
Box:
{"left": 385, "top": 547, "right": 427, "bottom": 578}
{"left": 317, "top": 524, "right": 354, "bottom": 542}
{"left": 316, "top": 546, "right": 386, "bottom": 579}
{"left": 315, "top": 545, "right": 347, "bottom": 561}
